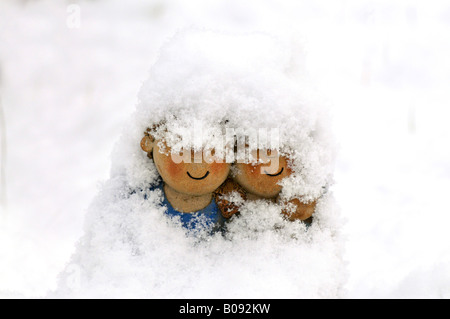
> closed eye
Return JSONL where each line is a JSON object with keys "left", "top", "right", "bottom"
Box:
{"left": 264, "top": 167, "right": 284, "bottom": 177}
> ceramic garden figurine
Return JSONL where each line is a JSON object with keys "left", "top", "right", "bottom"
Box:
{"left": 140, "top": 127, "right": 231, "bottom": 232}
{"left": 217, "top": 148, "right": 317, "bottom": 223}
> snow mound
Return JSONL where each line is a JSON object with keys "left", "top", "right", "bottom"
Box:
{"left": 53, "top": 29, "right": 346, "bottom": 298}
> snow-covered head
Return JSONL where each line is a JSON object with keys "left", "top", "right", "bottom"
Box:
{"left": 120, "top": 29, "right": 335, "bottom": 201}
{"left": 140, "top": 126, "right": 231, "bottom": 197}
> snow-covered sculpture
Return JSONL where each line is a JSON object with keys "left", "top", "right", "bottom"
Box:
{"left": 217, "top": 149, "right": 318, "bottom": 223}
{"left": 54, "top": 29, "right": 346, "bottom": 298}
{"left": 139, "top": 124, "right": 231, "bottom": 232}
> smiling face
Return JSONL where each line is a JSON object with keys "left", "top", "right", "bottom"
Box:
{"left": 152, "top": 141, "right": 231, "bottom": 196}
{"left": 233, "top": 150, "right": 292, "bottom": 199}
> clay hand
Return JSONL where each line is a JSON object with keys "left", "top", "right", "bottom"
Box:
{"left": 279, "top": 197, "right": 316, "bottom": 221}
{"left": 214, "top": 178, "right": 246, "bottom": 219}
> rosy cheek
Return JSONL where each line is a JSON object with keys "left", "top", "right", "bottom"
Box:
{"left": 245, "top": 164, "right": 262, "bottom": 180}
{"left": 165, "top": 159, "right": 184, "bottom": 179}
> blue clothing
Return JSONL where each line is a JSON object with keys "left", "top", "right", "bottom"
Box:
{"left": 150, "top": 182, "right": 223, "bottom": 233}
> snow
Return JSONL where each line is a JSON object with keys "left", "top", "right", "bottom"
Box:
{"left": 1, "top": 0, "right": 450, "bottom": 299}
{"left": 51, "top": 29, "right": 343, "bottom": 298}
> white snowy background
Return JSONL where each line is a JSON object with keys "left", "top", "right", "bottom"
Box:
{"left": 1, "top": 0, "right": 450, "bottom": 298}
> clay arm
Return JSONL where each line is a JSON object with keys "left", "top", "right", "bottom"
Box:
{"left": 214, "top": 178, "right": 247, "bottom": 219}
{"left": 279, "top": 197, "right": 317, "bottom": 222}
